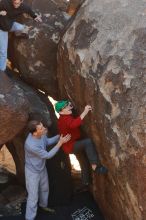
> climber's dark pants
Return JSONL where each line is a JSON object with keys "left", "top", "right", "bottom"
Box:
{"left": 73, "top": 138, "right": 100, "bottom": 184}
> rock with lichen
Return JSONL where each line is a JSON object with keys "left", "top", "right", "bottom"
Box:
{"left": 0, "top": 72, "right": 28, "bottom": 145}
{"left": 57, "top": 0, "right": 146, "bottom": 219}
{"left": 9, "top": 0, "right": 71, "bottom": 98}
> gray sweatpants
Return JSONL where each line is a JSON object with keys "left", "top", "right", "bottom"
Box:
{"left": 25, "top": 167, "right": 49, "bottom": 220}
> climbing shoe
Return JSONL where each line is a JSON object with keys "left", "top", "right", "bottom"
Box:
{"left": 74, "top": 184, "right": 90, "bottom": 193}
{"left": 94, "top": 165, "right": 108, "bottom": 174}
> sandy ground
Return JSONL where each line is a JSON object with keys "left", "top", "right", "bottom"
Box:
{"left": 0, "top": 145, "right": 16, "bottom": 174}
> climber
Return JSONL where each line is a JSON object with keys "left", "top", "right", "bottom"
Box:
{"left": 24, "top": 120, "right": 71, "bottom": 220}
{"left": 0, "top": 0, "right": 42, "bottom": 72}
{"left": 55, "top": 100, "right": 108, "bottom": 185}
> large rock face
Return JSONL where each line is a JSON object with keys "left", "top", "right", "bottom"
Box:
{"left": 0, "top": 72, "right": 28, "bottom": 145}
{"left": 25, "top": 0, "right": 83, "bottom": 14}
{"left": 9, "top": 0, "right": 71, "bottom": 98}
{"left": 50, "top": 0, "right": 69, "bottom": 11}
{"left": 57, "top": 0, "right": 146, "bottom": 219}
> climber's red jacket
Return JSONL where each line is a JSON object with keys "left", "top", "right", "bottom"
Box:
{"left": 57, "top": 115, "right": 83, "bottom": 154}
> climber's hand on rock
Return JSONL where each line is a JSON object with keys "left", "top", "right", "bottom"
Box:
{"left": 84, "top": 105, "right": 92, "bottom": 113}
{"left": 34, "top": 15, "right": 42, "bottom": 22}
{"left": 80, "top": 105, "right": 92, "bottom": 120}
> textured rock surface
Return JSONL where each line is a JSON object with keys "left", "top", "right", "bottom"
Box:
{"left": 0, "top": 176, "right": 26, "bottom": 216}
{"left": 50, "top": 0, "right": 69, "bottom": 11}
{"left": 0, "top": 72, "right": 28, "bottom": 145}
{"left": 25, "top": 0, "right": 71, "bottom": 12}
{"left": 9, "top": 0, "right": 71, "bottom": 98}
{"left": 57, "top": 0, "right": 146, "bottom": 219}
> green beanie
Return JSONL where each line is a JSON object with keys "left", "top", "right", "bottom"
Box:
{"left": 55, "top": 100, "right": 69, "bottom": 113}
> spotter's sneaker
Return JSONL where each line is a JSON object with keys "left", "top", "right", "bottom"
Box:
{"left": 40, "top": 207, "right": 56, "bottom": 214}
{"left": 94, "top": 165, "right": 108, "bottom": 174}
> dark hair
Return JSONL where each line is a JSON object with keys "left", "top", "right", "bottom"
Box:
{"left": 12, "top": 0, "right": 23, "bottom": 2}
{"left": 27, "top": 120, "right": 41, "bottom": 134}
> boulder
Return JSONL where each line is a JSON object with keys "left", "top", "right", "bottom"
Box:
{"left": 25, "top": 0, "right": 70, "bottom": 12}
{"left": 15, "top": 78, "right": 52, "bottom": 127}
{"left": 9, "top": 0, "right": 71, "bottom": 99}
{"left": 0, "top": 72, "right": 28, "bottom": 145}
{"left": 49, "top": 0, "right": 69, "bottom": 11}
{"left": 57, "top": 0, "right": 146, "bottom": 219}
